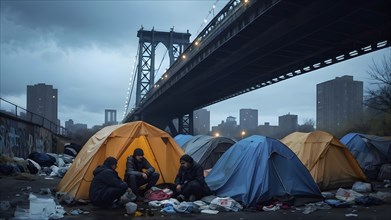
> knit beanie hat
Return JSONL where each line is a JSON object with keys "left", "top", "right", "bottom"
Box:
{"left": 180, "top": 154, "right": 193, "bottom": 164}
{"left": 104, "top": 156, "right": 117, "bottom": 167}
{"left": 134, "top": 148, "right": 144, "bottom": 156}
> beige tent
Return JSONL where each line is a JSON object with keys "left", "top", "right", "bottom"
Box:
{"left": 281, "top": 131, "right": 367, "bottom": 190}
{"left": 57, "top": 121, "right": 184, "bottom": 200}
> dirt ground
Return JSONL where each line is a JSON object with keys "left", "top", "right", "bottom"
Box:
{"left": 1, "top": 174, "right": 391, "bottom": 220}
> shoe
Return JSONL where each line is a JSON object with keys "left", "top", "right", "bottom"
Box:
{"left": 189, "top": 195, "right": 196, "bottom": 202}
{"left": 110, "top": 200, "right": 121, "bottom": 209}
{"left": 177, "top": 194, "right": 185, "bottom": 202}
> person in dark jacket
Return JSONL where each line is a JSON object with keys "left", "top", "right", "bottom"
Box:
{"left": 89, "top": 157, "right": 129, "bottom": 208}
{"left": 175, "top": 154, "right": 211, "bottom": 202}
{"left": 124, "top": 148, "right": 160, "bottom": 199}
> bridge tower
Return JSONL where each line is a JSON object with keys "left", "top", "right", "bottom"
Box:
{"left": 135, "top": 27, "right": 192, "bottom": 134}
{"left": 136, "top": 27, "right": 191, "bottom": 106}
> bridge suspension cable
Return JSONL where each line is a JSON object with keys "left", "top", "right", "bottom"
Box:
{"left": 155, "top": 47, "right": 168, "bottom": 81}
{"left": 123, "top": 46, "right": 139, "bottom": 120}
{"left": 196, "top": 0, "right": 222, "bottom": 36}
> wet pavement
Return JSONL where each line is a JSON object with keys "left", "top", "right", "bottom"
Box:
{"left": 1, "top": 174, "right": 391, "bottom": 220}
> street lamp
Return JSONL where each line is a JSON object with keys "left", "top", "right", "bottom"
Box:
{"left": 241, "top": 131, "right": 246, "bottom": 139}
{"left": 215, "top": 132, "right": 220, "bottom": 137}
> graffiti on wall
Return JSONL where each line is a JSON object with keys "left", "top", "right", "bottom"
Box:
{"left": 0, "top": 117, "right": 53, "bottom": 159}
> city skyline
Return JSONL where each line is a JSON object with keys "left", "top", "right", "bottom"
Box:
{"left": 1, "top": 1, "right": 389, "bottom": 129}
{"left": 0, "top": 69, "right": 375, "bottom": 131}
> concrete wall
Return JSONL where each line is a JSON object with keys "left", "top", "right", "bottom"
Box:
{"left": 0, "top": 114, "right": 67, "bottom": 159}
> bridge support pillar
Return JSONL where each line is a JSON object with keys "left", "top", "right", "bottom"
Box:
{"left": 178, "top": 112, "right": 193, "bottom": 135}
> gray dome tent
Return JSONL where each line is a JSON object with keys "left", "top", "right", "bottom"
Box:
{"left": 182, "top": 135, "right": 235, "bottom": 169}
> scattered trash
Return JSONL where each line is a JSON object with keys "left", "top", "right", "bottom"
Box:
{"left": 302, "top": 201, "right": 331, "bottom": 214}
{"left": 345, "top": 213, "right": 358, "bottom": 217}
{"left": 134, "top": 210, "right": 143, "bottom": 217}
{"left": 322, "top": 192, "right": 335, "bottom": 199}
{"left": 174, "top": 201, "right": 200, "bottom": 213}
{"left": 21, "top": 186, "right": 32, "bottom": 192}
{"left": 61, "top": 193, "right": 75, "bottom": 205}
{"left": 125, "top": 202, "right": 137, "bottom": 214}
{"left": 369, "top": 191, "right": 391, "bottom": 203}
{"left": 29, "top": 193, "right": 57, "bottom": 219}
{"left": 383, "top": 180, "right": 391, "bottom": 188}
{"left": 209, "top": 197, "right": 243, "bottom": 212}
{"left": 201, "top": 209, "right": 219, "bottom": 214}
{"left": 55, "top": 192, "right": 66, "bottom": 201}
{"left": 355, "top": 196, "right": 383, "bottom": 206}
{"left": 160, "top": 204, "right": 176, "bottom": 213}
{"left": 40, "top": 188, "right": 51, "bottom": 195}
{"left": 324, "top": 199, "right": 350, "bottom": 208}
{"left": 263, "top": 204, "right": 280, "bottom": 212}
{"left": 352, "top": 181, "right": 372, "bottom": 193}
{"left": 69, "top": 208, "right": 89, "bottom": 215}
{"left": 13, "top": 206, "right": 29, "bottom": 218}
{"left": 335, "top": 188, "right": 363, "bottom": 203}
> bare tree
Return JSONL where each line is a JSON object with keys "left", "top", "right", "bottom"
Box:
{"left": 365, "top": 49, "right": 391, "bottom": 114}
{"left": 298, "top": 118, "right": 315, "bottom": 132}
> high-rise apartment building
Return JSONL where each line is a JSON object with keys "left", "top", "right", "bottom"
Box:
{"left": 27, "top": 83, "right": 58, "bottom": 124}
{"left": 240, "top": 108, "right": 258, "bottom": 132}
{"left": 212, "top": 116, "right": 238, "bottom": 138}
{"left": 193, "top": 109, "right": 210, "bottom": 135}
{"left": 278, "top": 113, "right": 298, "bottom": 135}
{"left": 65, "top": 119, "right": 74, "bottom": 130}
{"left": 316, "top": 75, "right": 363, "bottom": 133}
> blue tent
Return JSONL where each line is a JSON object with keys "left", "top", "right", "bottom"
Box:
{"left": 205, "top": 135, "right": 322, "bottom": 207}
{"left": 173, "top": 134, "right": 193, "bottom": 148}
{"left": 340, "top": 133, "right": 391, "bottom": 179}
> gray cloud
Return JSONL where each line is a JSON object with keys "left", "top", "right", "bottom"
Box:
{"left": 0, "top": 0, "right": 388, "bottom": 129}
{"left": 1, "top": 1, "right": 221, "bottom": 51}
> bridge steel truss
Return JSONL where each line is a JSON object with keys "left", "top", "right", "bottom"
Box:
{"left": 125, "top": 0, "right": 391, "bottom": 135}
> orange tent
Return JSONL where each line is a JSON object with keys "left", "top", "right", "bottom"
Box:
{"left": 57, "top": 121, "right": 184, "bottom": 200}
{"left": 281, "top": 131, "right": 367, "bottom": 190}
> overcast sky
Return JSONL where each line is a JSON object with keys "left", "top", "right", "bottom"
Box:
{"left": 1, "top": 0, "right": 389, "bottom": 129}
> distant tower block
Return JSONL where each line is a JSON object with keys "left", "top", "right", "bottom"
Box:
{"left": 135, "top": 27, "right": 191, "bottom": 107}
{"left": 105, "top": 109, "right": 117, "bottom": 125}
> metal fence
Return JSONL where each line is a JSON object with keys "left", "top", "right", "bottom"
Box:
{"left": 0, "top": 97, "right": 68, "bottom": 136}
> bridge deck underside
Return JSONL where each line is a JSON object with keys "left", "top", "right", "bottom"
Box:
{"left": 127, "top": 0, "right": 391, "bottom": 130}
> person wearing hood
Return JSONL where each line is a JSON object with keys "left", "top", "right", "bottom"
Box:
{"left": 89, "top": 157, "right": 129, "bottom": 208}
{"left": 124, "top": 148, "right": 160, "bottom": 199}
{"left": 174, "top": 154, "right": 212, "bottom": 202}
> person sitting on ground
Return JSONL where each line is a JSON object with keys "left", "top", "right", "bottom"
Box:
{"left": 175, "top": 154, "right": 212, "bottom": 202}
{"left": 124, "top": 148, "right": 160, "bottom": 200}
{"left": 89, "top": 156, "right": 130, "bottom": 208}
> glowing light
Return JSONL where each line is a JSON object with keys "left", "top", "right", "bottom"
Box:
{"left": 215, "top": 132, "right": 220, "bottom": 137}
{"left": 241, "top": 131, "right": 246, "bottom": 139}
{"left": 182, "top": 54, "right": 186, "bottom": 59}
{"left": 204, "top": 19, "right": 207, "bottom": 23}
